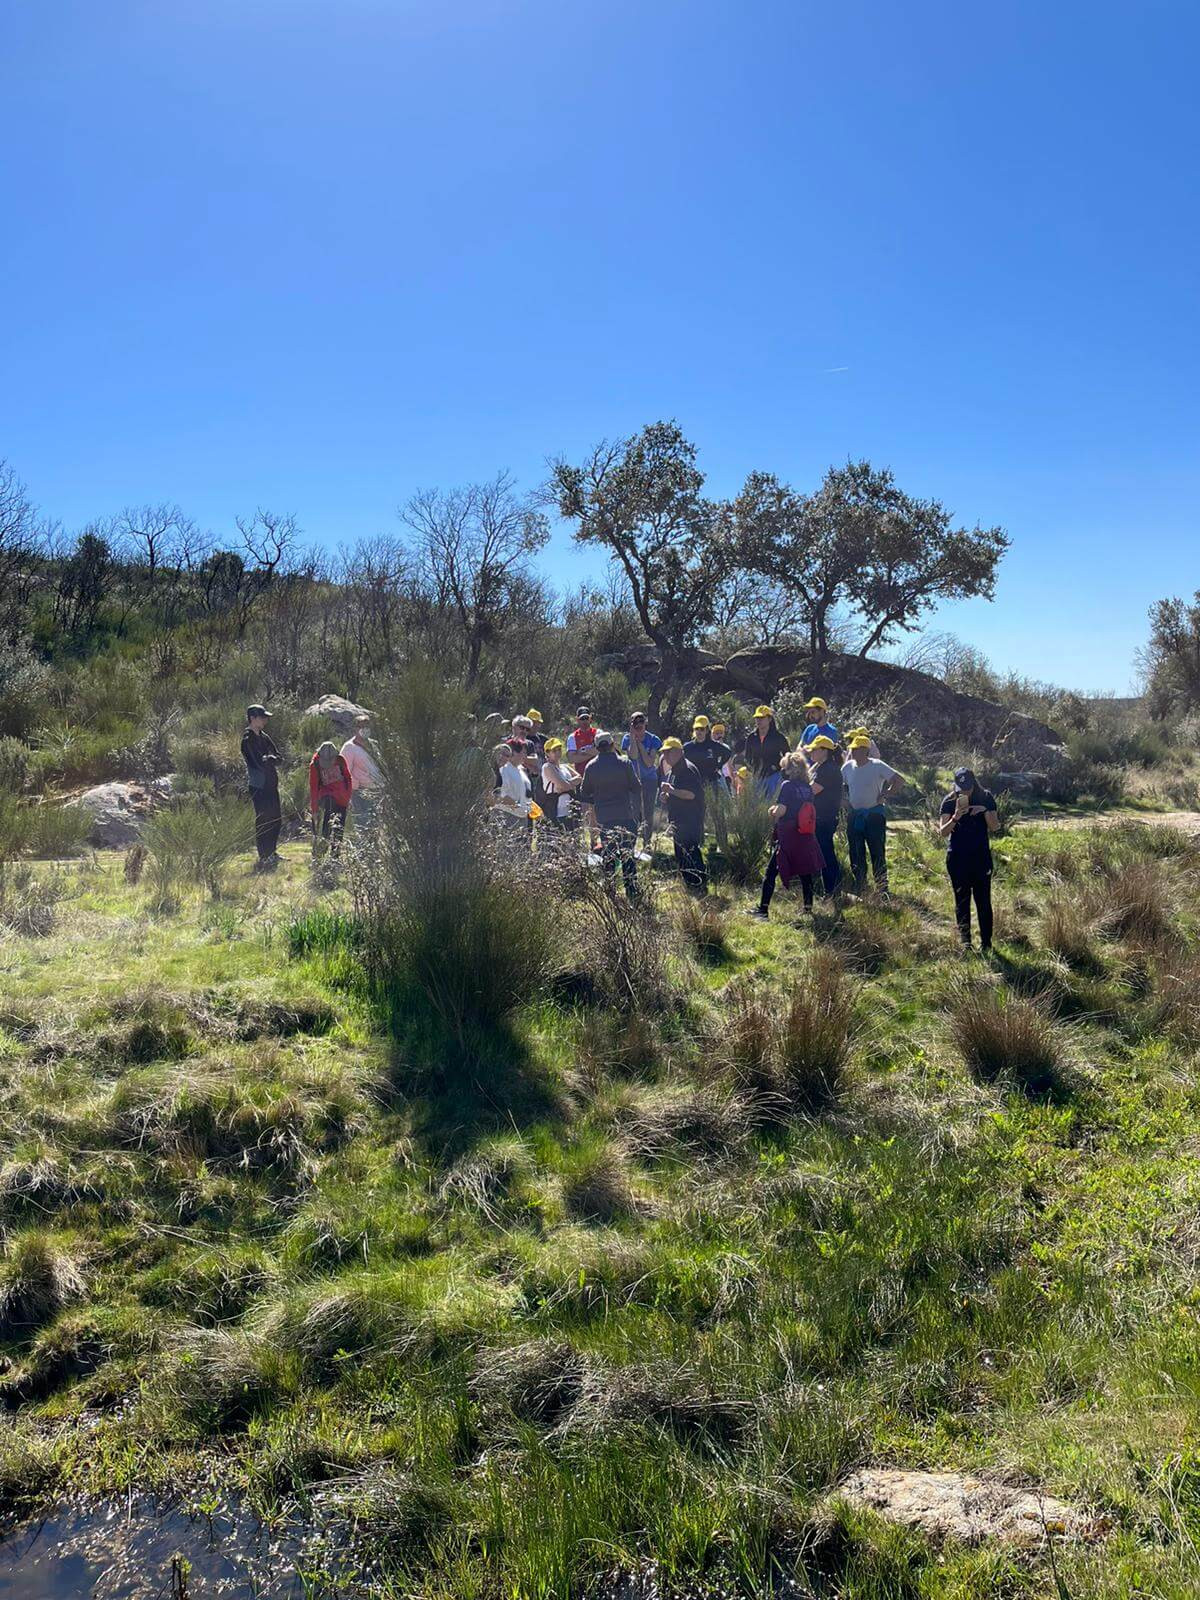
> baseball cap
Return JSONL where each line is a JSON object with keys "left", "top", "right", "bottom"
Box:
{"left": 953, "top": 767, "right": 977, "bottom": 790}
{"left": 661, "top": 736, "right": 684, "bottom": 751}
{"left": 246, "top": 704, "right": 272, "bottom": 720}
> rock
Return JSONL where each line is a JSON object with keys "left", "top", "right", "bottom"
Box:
{"left": 303, "top": 695, "right": 372, "bottom": 737}
{"left": 723, "top": 647, "right": 807, "bottom": 698}
{"left": 67, "top": 782, "right": 153, "bottom": 849}
{"left": 991, "top": 771, "right": 1050, "bottom": 795}
{"left": 836, "top": 1469, "right": 1103, "bottom": 1548}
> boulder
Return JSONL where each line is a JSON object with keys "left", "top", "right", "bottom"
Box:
{"left": 67, "top": 782, "right": 153, "bottom": 849}
{"left": 836, "top": 1469, "right": 1104, "bottom": 1548}
{"left": 722, "top": 647, "right": 806, "bottom": 698}
{"left": 303, "top": 695, "right": 372, "bottom": 737}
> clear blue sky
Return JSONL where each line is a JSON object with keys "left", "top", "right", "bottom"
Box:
{"left": 3, "top": 1, "right": 1196, "bottom": 692}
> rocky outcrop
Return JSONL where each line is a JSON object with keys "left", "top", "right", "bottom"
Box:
{"left": 303, "top": 695, "right": 372, "bottom": 737}
{"left": 836, "top": 1468, "right": 1105, "bottom": 1548}
{"left": 67, "top": 782, "right": 155, "bottom": 848}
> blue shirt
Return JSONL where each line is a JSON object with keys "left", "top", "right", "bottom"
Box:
{"left": 621, "top": 729, "right": 662, "bottom": 782}
{"left": 801, "top": 721, "right": 839, "bottom": 747}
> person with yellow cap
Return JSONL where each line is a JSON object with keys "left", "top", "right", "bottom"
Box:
{"left": 683, "top": 713, "right": 732, "bottom": 791}
{"left": 843, "top": 726, "right": 880, "bottom": 759}
{"left": 658, "top": 738, "right": 708, "bottom": 894}
{"left": 521, "top": 710, "right": 546, "bottom": 755}
{"left": 747, "top": 750, "right": 825, "bottom": 919}
{"left": 805, "top": 735, "right": 844, "bottom": 895}
{"left": 620, "top": 711, "right": 663, "bottom": 854}
{"left": 709, "top": 722, "right": 734, "bottom": 790}
{"left": 800, "top": 697, "right": 839, "bottom": 749}
{"left": 737, "top": 705, "right": 789, "bottom": 797}
{"left": 541, "top": 737, "right": 583, "bottom": 829}
{"left": 842, "top": 737, "right": 904, "bottom": 896}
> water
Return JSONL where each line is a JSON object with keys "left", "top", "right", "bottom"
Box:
{"left": 0, "top": 1497, "right": 310, "bottom": 1599}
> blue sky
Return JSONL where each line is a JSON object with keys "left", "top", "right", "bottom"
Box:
{"left": 2, "top": 0, "right": 1196, "bottom": 692}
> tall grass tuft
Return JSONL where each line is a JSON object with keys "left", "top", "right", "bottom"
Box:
{"left": 711, "top": 784, "right": 773, "bottom": 885}
{"left": 0, "top": 1231, "right": 86, "bottom": 1337}
{"left": 779, "top": 947, "right": 860, "bottom": 1112}
{"left": 949, "top": 980, "right": 1071, "bottom": 1100}
{"left": 350, "top": 665, "right": 560, "bottom": 1111}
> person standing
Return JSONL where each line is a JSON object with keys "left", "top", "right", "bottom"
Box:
{"left": 658, "top": 738, "right": 707, "bottom": 894}
{"left": 578, "top": 731, "right": 642, "bottom": 897}
{"left": 491, "top": 741, "right": 533, "bottom": 844}
{"left": 805, "top": 735, "right": 843, "bottom": 895}
{"left": 567, "top": 706, "right": 598, "bottom": 773}
{"left": 842, "top": 737, "right": 903, "bottom": 896}
{"left": 308, "top": 740, "right": 353, "bottom": 860}
{"left": 541, "top": 737, "right": 583, "bottom": 829}
{"left": 749, "top": 751, "right": 825, "bottom": 918}
{"left": 683, "top": 715, "right": 732, "bottom": 789}
{"left": 938, "top": 767, "right": 999, "bottom": 952}
{"left": 800, "top": 697, "right": 839, "bottom": 747}
{"left": 844, "top": 726, "right": 881, "bottom": 758}
{"left": 241, "top": 704, "right": 282, "bottom": 872}
{"left": 340, "top": 715, "right": 381, "bottom": 827}
{"left": 739, "top": 706, "right": 789, "bottom": 796}
{"left": 523, "top": 709, "right": 547, "bottom": 755}
{"left": 709, "top": 722, "right": 734, "bottom": 790}
{"left": 621, "top": 712, "right": 663, "bottom": 852}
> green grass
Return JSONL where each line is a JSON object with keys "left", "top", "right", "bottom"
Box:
{"left": 0, "top": 819, "right": 1199, "bottom": 1596}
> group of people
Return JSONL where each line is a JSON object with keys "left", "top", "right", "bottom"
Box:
{"left": 239, "top": 691, "right": 1000, "bottom": 954}
{"left": 488, "top": 697, "right": 1000, "bottom": 952}
{"left": 240, "top": 704, "right": 382, "bottom": 870}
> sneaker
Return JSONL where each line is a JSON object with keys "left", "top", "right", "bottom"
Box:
{"left": 635, "top": 850, "right": 652, "bottom": 863}
{"left": 744, "top": 906, "right": 769, "bottom": 920}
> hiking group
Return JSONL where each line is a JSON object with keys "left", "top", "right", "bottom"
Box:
{"left": 240, "top": 696, "right": 999, "bottom": 954}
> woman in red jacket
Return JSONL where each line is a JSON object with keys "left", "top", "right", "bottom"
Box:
{"left": 309, "top": 740, "right": 353, "bottom": 859}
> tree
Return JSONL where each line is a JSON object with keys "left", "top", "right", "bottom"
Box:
{"left": 401, "top": 472, "right": 549, "bottom": 687}
{"left": 553, "top": 421, "right": 741, "bottom": 722}
{"left": 0, "top": 460, "right": 44, "bottom": 644}
{"left": 738, "top": 460, "right": 1009, "bottom": 669}
{"left": 1139, "top": 592, "right": 1200, "bottom": 716}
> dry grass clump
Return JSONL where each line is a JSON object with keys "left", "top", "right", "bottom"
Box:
{"left": 948, "top": 979, "right": 1072, "bottom": 1100}
{"left": 558, "top": 1139, "right": 637, "bottom": 1224}
{"left": 1100, "top": 859, "right": 1175, "bottom": 947}
{"left": 439, "top": 1134, "right": 537, "bottom": 1225}
{"left": 471, "top": 1337, "right": 587, "bottom": 1426}
{"left": 675, "top": 895, "right": 731, "bottom": 963}
{"left": 0, "top": 1153, "right": 77, "bottom": 1220}
{"left": 566, "top": 1359, "right": 753, "bottom": 1447}
{"left": 1042, "top": 891, "right": 1105, "bottom": 970}
{"left": 623, "top": 1083, "right": 750, "bottom": 1163}
{"left": 718, "top": 951, "right": 859, "bottom": 1117}
{"left": 0, "top": 1230, "right": 86, "bottom": 1337}
{"left": 307, "top": 1465, "right": 459, "bottom": 1569}
{"left": 1145, "top": 951, "right": 1200, "bottom": 1048}
{"left": 0, "top": 864, "right": 68, "bottom": 936}
{"left": 822, "top": 904, "right": 907, "bottom": 976}
{"left": 162, "top": 1326, "right": 293, "bottom": 1430}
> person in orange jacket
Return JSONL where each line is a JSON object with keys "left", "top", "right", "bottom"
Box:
{"left": 309, "top": 740, "right": 353, "bottom": 859}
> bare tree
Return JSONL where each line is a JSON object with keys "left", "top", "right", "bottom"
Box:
{"left": 401, "top": 472, "right": 549, "bottom": 686}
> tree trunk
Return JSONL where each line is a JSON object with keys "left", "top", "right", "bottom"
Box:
{"left": 646, "top": 648, "right": 678, "bottom": 729}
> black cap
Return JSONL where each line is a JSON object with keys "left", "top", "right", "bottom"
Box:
{"left": 953, "top": 767, "right": 975, "bottom": 790}
{"left": 247, "top": 704, "right": 272, "bottom": 720}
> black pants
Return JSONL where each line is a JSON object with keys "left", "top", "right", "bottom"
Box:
{"left": 759, "top": 848, "right": 814, "bottom": 912}
{"left": 600, "top": 825, "right": 639, "bottom": 898}
{"left": 950, "top": 864, "right": 993, "bottom": 948}
{"left": 848, "top": 810, "right": 888, "bottom": 892}
{"left": 815, "top": 817, "right": 842, "bottom": 895}
{"left": 313, "top": 798, "right": 347, "bottom": 857}
{"left": 251, "top": 786, "right": 282, "bottom": 861}
{"left": 673, "top": 836, "right": 707, "bottom": 894}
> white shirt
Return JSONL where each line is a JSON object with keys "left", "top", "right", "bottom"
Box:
{"left": 541, "top": 759, "right": 577, "bottom": 819}
{"left": 497, "top": 762, "right": 532, "bottom": 817}
{"left": 340, "top": 737, "right": 381, "bottom": 789}
{"left": 842, "top": 757, "right": 899, "bottom": 810}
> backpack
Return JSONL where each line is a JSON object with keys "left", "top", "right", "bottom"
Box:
{"left": 796, "top": 801, "right": 817, "bottom": 836}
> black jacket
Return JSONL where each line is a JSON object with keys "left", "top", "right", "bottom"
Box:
{"left": 738, "top": 720, "right": 789, "bottom": 779}
{"left": 683, "top": 737, "right": 731, "bottom": 785}
{"left": 241, "top": 727, "right": 280, "bottom": 792}
{"left": 579, "top": 750, "right": 642, "bottom": 828}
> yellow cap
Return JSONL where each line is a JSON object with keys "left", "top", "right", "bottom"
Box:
{"left": 849, "top": 736, "right": 871, "bottom": 749}
{"left": 544, "top": 737, "right": 564, "bottom": 753}
{"left": 527, "top": 708, "right": 543, "bottom": 723}
{"left": 847, "top": 726, "right": 869, "bottom": 739}
{"left": 753, "top": 705, "right": 773, "bottom": 719}
{"left": 661, "top": 736, "right": 684, "bottom": 752}
{"left": 691, "top": 714, "right": 710, "bottom": 729}
{"left": 736, "top": 765, "right": 750, "bottom": 777}
{"left": 711, "top": 722, "right": 726, "bottom": 734}
{"left": 807, "top": 735, "right": 837, "bottom": 751}
{"left": 803, "top": 697, "right": 827, "bottom": 712}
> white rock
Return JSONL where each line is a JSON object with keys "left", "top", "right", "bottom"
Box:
{"left": 836, "top": 1469, "right": 1103, "bottom": 1547}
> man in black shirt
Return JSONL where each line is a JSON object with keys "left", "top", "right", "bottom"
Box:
{"left": 241, "top": 704, "right": 282, "bottom": 870}
{"left": 659, "top": 738, "right": 707, "bottom": 894}
{"left": 738, "top": 705, "right": 789, "bottom": 794}
{"left": 683, "top": 715, "right": 732, "bottom": 792}
{"left": 938, "top": 766, "right": 999, "bottom": 951}
{"left": 805, "top": 735, "right": 843, "bottom": 894}
{"left": 578, "top": 732, "right": 642, "bottom": 897}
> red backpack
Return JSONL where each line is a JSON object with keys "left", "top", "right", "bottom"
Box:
{"left": 796, "top": 800, "right": 817, "bottom": 835}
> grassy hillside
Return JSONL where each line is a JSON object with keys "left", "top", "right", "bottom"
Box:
{"left": 2, "top": 817, "right": 1200, "bottom": 1597}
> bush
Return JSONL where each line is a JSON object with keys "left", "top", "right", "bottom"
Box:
{"left": 711, "top": 784, "right": 773, "bottom": 885}
{"left": 0, "top": 737, "right": 30, "bottom": 794}
{"left": 23, "top": 802, "right": 91, "bottom": 860}
{"left": 779, "top": 948, "right": 859, "bottom": 1111}
{"left": 675, "top": 894, "right": 730, "bottom": 963}
{"left": 143, "top": 797, "right": 256, "bottom": 898}
{"left": 0, "top": 1231, "right": 85, "bottom": 1337}
{"left": 949, "top": 981, "right": 1070, "bottom": 1099}
{"left": 0, "top": 864, "right": 67, "bottom": 937}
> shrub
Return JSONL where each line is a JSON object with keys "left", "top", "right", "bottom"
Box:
{"left": 1101, "top": 858, "right": 1175, "bottom": 947}
{"left": 23, "top": 802, "right": 91, "bottom": 860}
{"left": 675, "top": 893, "right": 730, "bottom": 963}
{"left": 552, "top": 838, "right": 675, "bottom": 1012}
{"left": 779, "top": 948, "right": 859, "bottom": 1112}
{"left": 711, "top": 784, "right": 773, "bottom": 885}
{"left": 948, "top": 981, "right": 1070, "bottom": 1099}
{"left": 0, "top": 864, "right": 67, "bottom": 937}
{"left": 0, "top": 737, "right": 29, "bottom": 794}
{"left": 143, "top": 797, "right": 256, "bottom": 898}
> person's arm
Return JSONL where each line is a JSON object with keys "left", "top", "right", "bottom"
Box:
{"left": 768, "top": 802, "right": 785, "bottom": 819}
{"left": 879, "top": 765, "right": 906, "bottom": 799}
{"left": 938, "top": 794, "right": 968, "bottom": 838}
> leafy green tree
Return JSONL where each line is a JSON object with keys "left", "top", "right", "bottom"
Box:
{"left": 1140, "top": 592, "right": 1200, "bottom": 716}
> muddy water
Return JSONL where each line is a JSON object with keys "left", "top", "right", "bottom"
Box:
{"left": 0, "top": 1498, "right": 310, "bottom": 1599}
